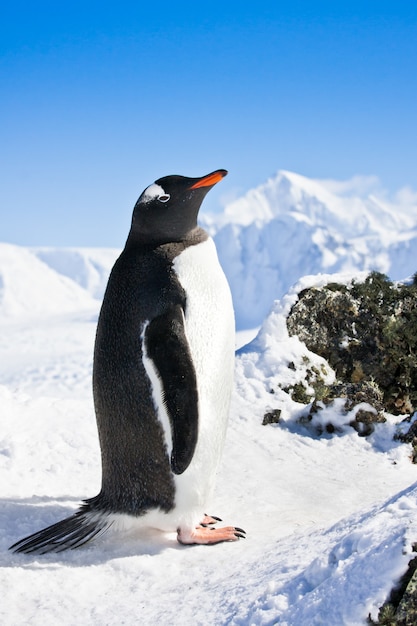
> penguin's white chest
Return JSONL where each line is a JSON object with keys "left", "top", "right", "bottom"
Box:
{"left": 171, "top": 237, "right": 235, "bottom": 515}
{"left": 136, "top": 237, "right": 235, "bottom": 532}
{"left": 173, "top": 237, "right": 235, "bottom": 393}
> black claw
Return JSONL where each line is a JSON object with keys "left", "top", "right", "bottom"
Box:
{"left": 234, "top": 532, "right": 246, "bottom": 539}
{"left": 204, "top": 514, "right": 222, "bottom": 523}
{"left": 234, "top": 527, "right": 246, "bottom": 534}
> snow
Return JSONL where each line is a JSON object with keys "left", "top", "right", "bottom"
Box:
{"left": 2, "top": 169, "right": 417, "bottom": 625}
{"left": 2, "top": 248, "right": 417, "bottom": 625}
{"left": 33, "top": 247, "right": 119, "bottom": 300}
{"left": 0, "top": 244, "right": 98, "bottom": 319}
{"left": 204, "top": 170, "right": 417, "bottom": 329}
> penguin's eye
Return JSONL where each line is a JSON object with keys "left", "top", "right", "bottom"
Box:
{"left": 158, "top": 194, "right": 170, "bottom": 203}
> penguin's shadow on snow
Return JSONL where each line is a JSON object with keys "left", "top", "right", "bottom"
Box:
{"left": 1, "top": 497, "right": 176, "bottom": 568}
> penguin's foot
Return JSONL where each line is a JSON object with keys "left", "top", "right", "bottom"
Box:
{"left": 177, "top": 522, "right": 246, "bottom": 545}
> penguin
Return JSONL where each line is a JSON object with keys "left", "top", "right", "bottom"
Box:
{"left": 10, "top": 169, "right": 245, "bottom": 554}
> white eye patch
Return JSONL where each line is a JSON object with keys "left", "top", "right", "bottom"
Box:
{"left": 141, "top": 183, "right": 170, "bottom": 204}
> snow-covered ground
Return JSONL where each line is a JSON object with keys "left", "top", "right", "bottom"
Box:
{"left": 2, "top": 247, "right": 417, "bottom": 625}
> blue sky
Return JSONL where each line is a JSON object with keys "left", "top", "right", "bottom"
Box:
{"left": 2, "top": 1, "right": 417, "bottom": 246}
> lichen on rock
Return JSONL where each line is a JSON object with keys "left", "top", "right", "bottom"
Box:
{"left": 301, "top": 381, "right": 387, "bottom": 437}
{"left": 287, "top": 272, "right": 417, "bottom": 417}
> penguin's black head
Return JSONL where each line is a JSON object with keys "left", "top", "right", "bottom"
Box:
{"left": 128, "top": 169, "right": 228, "bottom": 245}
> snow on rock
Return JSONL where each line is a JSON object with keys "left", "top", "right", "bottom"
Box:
{"left": 235, "top": 271, "right": 367, "bottom": 422}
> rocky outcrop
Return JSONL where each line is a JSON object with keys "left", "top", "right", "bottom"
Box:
{"left": 287, "top": 272, "right": 417, "bottom": 416}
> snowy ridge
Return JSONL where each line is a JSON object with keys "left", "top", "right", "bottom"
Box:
{"left": 219, "top": 170, "right": 417, "bottom": 234}
{"left": 0, "top": 243, "right": 118, "bottom": 320}
{"left": 206, "top": 170, "right": 417, "bottom": 328}
{"left": 34, "top": 247, "right": 119, "bottom": 300}
{"left": 237, "top": 483, "right": 417, "bottom": 625}
{"left": 0, "top": 243, "right": 98, "bottom": 319}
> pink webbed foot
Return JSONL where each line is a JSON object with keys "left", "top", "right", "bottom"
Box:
{"left": 177, "top": 515, "right": 246, "bottom": 545}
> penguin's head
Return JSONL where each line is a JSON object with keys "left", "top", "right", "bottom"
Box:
{"left": 129, "top": 169, "right": 228, "bottom": 244}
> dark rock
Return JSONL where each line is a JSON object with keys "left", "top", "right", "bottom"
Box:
{"left": 333, "top": 381, "right": 385, "bottom": 435}
{"left": 395, "top": 562, "right": 417, "bottom": 625}
{"left": 394, "top": 417, "right": 417, "bottom": 463}
{"left": 262, "top": 409, "right": 282, "bottom": 425}
{"left": 303, "top": 381, "right": 387, "bottom": 437}
{"left": 287, "top": 272, "right": 417, "bottom": 415}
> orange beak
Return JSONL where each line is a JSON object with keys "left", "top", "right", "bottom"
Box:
{"left": 190, "top": 169, "right": 228, "bottom": 189}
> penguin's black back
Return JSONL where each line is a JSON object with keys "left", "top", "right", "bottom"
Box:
{"left": 90, "top": 231, "right": 207, "bottom": 515}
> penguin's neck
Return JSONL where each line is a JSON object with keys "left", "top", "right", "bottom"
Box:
{"left": 125, "top": 226, "right": 209, "bottom": 250}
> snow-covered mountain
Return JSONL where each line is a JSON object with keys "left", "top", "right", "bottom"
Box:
{"left": 1, "top": 170, "right": 417, "bottom": 330}
{"left": 0, "top": 243, "right": 98, "bottom": 319}
{"left": 206, "top": 170, "right": 417, "bottom": 328}
{"left": 0, "top": 244, "right": 118, "bottom": 320}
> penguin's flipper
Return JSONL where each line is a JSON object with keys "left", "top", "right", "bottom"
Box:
{"left": 145, "top": 305, "right": 199, "bottom": 475}
{"left": 9, "top": 509, "right": 113, "bottom": 554}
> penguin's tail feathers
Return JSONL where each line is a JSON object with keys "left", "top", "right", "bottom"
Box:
{"left": 9, "top": 508, "right": 114, "bottom": 555}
